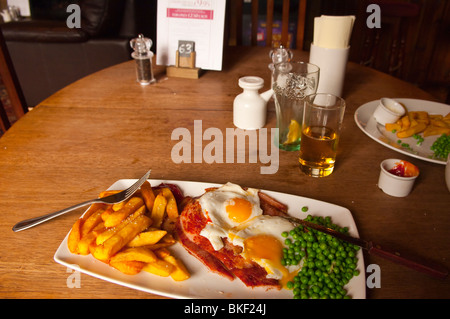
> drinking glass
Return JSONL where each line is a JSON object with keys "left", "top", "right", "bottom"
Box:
{"left": 273, "top": 61, "right": 319, "bottom": 151}
{"left": 298, "top": 93, "right": 346, "bottom": 177}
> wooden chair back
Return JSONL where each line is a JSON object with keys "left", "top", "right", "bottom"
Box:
{"left": 227, "top": 0, "right": 307, "bottom": 50}
{"left": 0, "top": 28, "right": 27, "bottom": 133}
{"left": 358, "top": 0, "right": 420, "bottom": 78}
{"left": 0, "top": 99, "right": 11, "bottom": 133}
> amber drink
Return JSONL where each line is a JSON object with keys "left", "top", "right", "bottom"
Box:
{"left": 299, "top": 94, "right": 345, "bottom": 177}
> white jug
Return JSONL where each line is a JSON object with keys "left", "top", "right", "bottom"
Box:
{"left": 233, "top": 76, "right": 273, "bottom": 130}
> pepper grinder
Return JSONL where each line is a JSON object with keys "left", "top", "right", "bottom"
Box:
{"left": 130, "top": 34, "right": 156, "bottom": 85}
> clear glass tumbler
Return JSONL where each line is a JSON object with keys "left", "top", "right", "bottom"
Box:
{"left": 272, "top": 61, "right": 319, "bottom": 151}
{"left": 298, "top": 93, "right": 346, "bottom": 177}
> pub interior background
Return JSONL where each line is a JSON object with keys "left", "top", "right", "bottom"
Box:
{"left": 0, "top": 0, "right": 449, "bottom": 136}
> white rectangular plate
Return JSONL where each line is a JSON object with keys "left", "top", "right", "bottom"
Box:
{"left": 54, "top": 179, "right": 366, "bottom": 299}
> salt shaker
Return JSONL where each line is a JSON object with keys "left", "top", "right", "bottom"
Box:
{"left": 233, "top": 76, "right": 273, "bottom": 130}
{"left": 130, "top": 34, "right": 156, "bottom": 85}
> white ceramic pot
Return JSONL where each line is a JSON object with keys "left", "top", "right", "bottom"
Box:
{"left": 378, "top": 159, "right": 419, "bottom": 197}
{"left": 373, "top": 98, "right": 405, "bottom": 125}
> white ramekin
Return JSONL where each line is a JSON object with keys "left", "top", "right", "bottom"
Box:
{"left": 378, "top": 159, "right": 419, "bottom": 197}
{"left": 373, "top": 98, "right": 406, "bottom": 125}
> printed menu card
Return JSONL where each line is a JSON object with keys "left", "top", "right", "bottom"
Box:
{"left": 156, "top": 0, "right": 226, "bottom": 71}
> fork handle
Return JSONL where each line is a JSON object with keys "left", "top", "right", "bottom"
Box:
{"left": 12, "top": 199, "right": 97, "bottom": 232}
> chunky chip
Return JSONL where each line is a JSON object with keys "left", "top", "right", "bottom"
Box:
{"left": 386, "top": 111, "right": 450, "bottom": 138}
{"left": 155, "top": 248, "right": 190, "bottom": 281}
{"left": 142, "top": 259, "right": 175, "bottom": 277}
{"left": 127, "top": 229, "right": 168, "bottom": 247}
{"left": 151, "top": 193, "right": 167, "bottom": 228}
{"left": 93, "top": 214, "right": 152, "bottom": 262}
{"left": 110, "top": 247, "right": 158, "bottom": 264}
{"left": 110, "top": 260, "right": 146, "bottom": 275}
{"left": 104, "top": 197, "right": 144, "bottom": 228}
{"left": 67, "top": 181, "right": 189, "bottom": 281}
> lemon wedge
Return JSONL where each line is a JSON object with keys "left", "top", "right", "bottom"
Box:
{"left": 284, "top": 119, "right": 301, "bottom": 144}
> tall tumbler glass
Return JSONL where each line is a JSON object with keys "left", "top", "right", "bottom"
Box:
{"left": 299, "top": 93, "right": 346, "bottom": 177}
{"left": 273, "top": 61, "right": 319, "bottom": 151}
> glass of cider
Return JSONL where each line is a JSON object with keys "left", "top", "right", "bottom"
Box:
{"left": 299, "top": 93, "right": 346, "bottom": 177}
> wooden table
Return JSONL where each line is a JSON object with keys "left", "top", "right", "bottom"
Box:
{"left": 1, "top": 46, "right": 449, "bottom": 300}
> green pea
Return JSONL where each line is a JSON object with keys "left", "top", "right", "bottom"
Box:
{"left": 282, "top": 215, "right": 358, "bottom": 300}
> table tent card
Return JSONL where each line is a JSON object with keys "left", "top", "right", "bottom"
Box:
{"left": 156, "top": 0, "right": 226, "bottom": 71}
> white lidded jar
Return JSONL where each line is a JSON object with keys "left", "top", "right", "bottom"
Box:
{"left": 233, "top": 76, "right": 273, "bottom": 130}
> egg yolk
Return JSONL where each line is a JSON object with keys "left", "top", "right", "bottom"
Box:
{"left": 244, "top": 234, "right": 283, "bottom": 261}
{"left": 226, "top": 197, "right": 253, "bottom": 223}
{"left": 244, "top": 234, "right": 299, "bottom": 287}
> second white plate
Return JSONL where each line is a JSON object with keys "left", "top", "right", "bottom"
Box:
{"left": 354, "top": 98, "right": 450, "bottom": 165}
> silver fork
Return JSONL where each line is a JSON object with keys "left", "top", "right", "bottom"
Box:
{"left": 12, "top": 170, "right": 151, "bottom": 232}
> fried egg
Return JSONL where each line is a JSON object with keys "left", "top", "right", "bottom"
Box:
{"left": 229, "top": 215, "right": 300, "bottom": 282}
{"left": 199, "top": 183, "right": 263, "bottom": 250}
{"left": 198, "top": 183, "right": 300, "bottom": 283}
